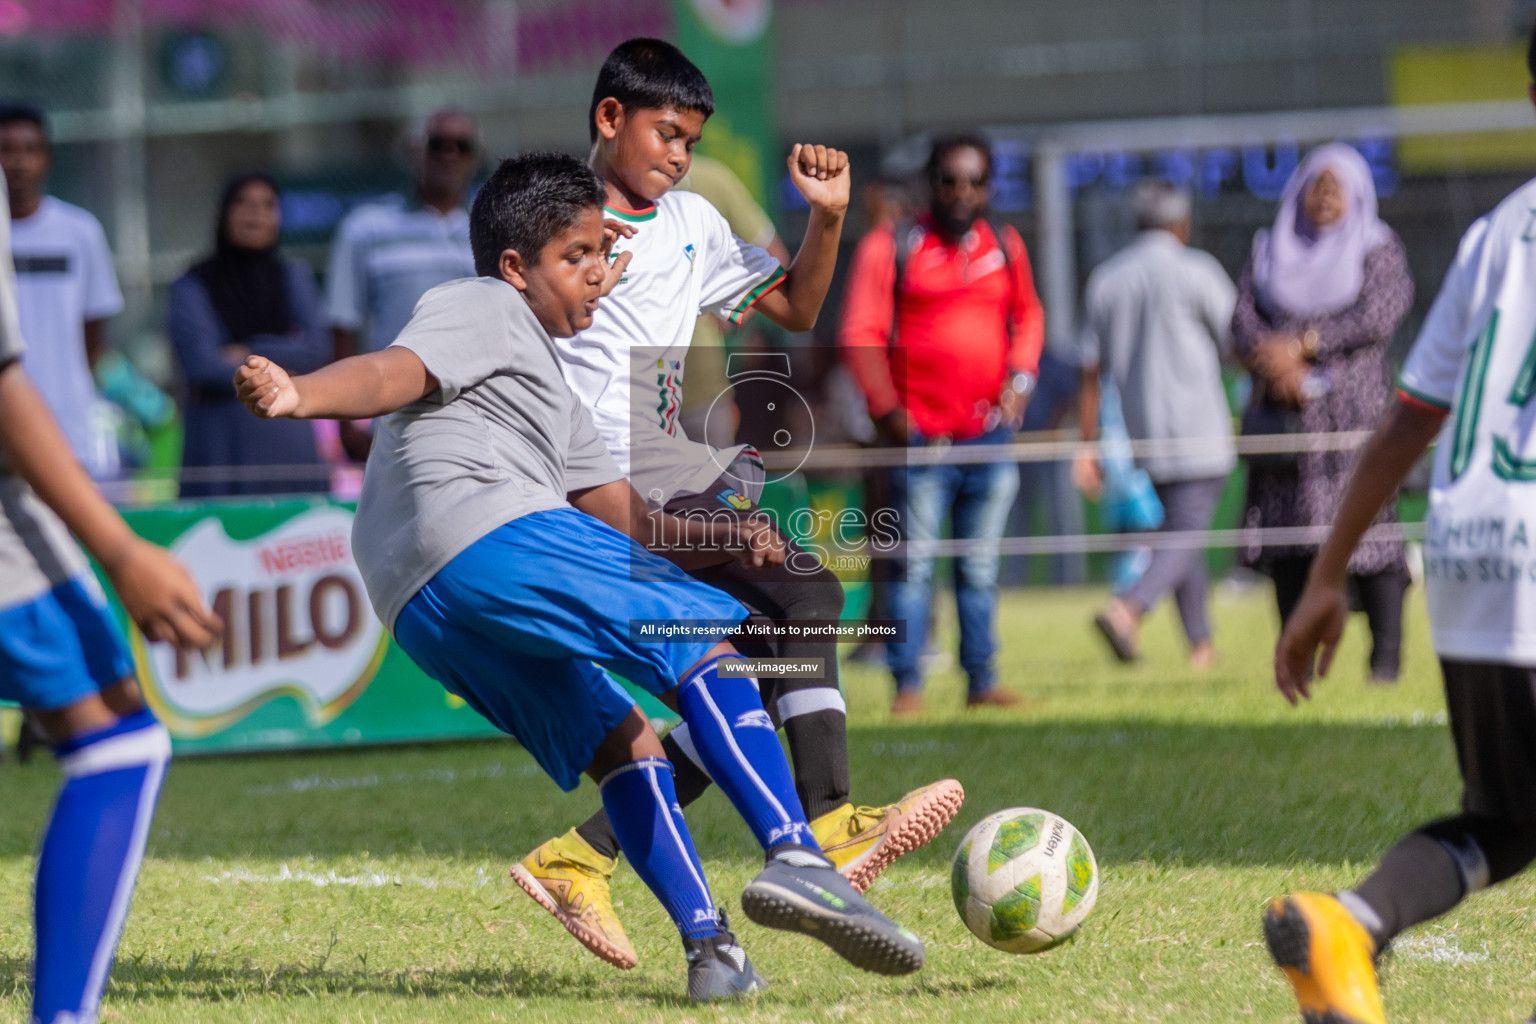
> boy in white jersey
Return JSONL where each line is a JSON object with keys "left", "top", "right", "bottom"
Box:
{"left": 1263, "top": 31, "right": 1536, "bottom": 1024}
{"left": 513, "top": 38, "right": 963, "bottom": 970}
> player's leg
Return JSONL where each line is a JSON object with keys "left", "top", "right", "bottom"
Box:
{"left": 392, "top": 557, "right": 764, "bottom": 999}
{"left": 673, "top": 644, "right": 925, "bottom": 976}
{"left": 654, "top": 504, "right": 970, "bottom": 891}
{"left": 661, "top": 477, "right": 961, "bottom": 886}
{"left": 569, "top": 475, "right": 852, "bottom": 862}
{"left": 581, "top": 703, "right": 767, "bottom": 999}
{"left": 1264, "top": 659, "right": 1536, "bottom": 1024}
{"left": 470, "top": 509, "right": 922, "bottom": 974}
{"left": 950, "top": 451, "right": 1021, "bottom": 705}
{"left": 0, "top": 577, "right": 171, "bottom": 1024}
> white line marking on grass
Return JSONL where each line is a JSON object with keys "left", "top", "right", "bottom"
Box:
{"left": 1396, "top": 934, "right": 1488, "bottom": 965}
{"left": 204, "top": 865, "right": 494, "bottom": 890}
{"left": 1374, "top": 711, "right": 1449, "bottom": 728}
{"left": 241, "top": 762, "right": 541, "bottom": 797}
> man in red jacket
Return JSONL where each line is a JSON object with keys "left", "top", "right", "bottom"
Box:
{"left": 840, "top": 134, "right": 1044, "bottom": 714}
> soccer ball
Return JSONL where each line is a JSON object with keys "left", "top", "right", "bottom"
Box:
{"left": 951, "top": 807, "right": 1099, "bottom": 954}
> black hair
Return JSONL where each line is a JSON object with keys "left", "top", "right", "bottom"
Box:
{"left": 470, "top": 151, "right": 605, "bottom": 277}
{"left": 1528, "top": 20, "right": 1535, "bottom": 82}
{"left": 588, "top": 38, "right": 714, "bottom": 144}
{"left": 927, "top": 132, "right": 993, "bottom": 183}
{"left": 0, "top": 103, "right": 46, "bottom": 136}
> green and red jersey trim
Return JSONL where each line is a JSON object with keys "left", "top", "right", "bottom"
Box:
{"left": 604, "top": 203, "right": 658, "bottom": 223}
{"left": 1396, "top": 379, "right": 1452, "bottom": 413}
{"left": 726, "top": 267, "right": 786, "bottom": 325}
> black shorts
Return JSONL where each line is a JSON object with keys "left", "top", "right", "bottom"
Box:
{"left": 1442, "top": 659, "right": 1536, "bottom": 823}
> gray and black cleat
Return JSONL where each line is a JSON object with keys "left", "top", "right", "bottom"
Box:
{"left": 740, "top": 844, "right": 926, "bottom": 976}
{"left": 683, "top": 922, "right": 767, "bottom": 1001}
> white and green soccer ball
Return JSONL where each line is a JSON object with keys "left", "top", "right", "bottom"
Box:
{"left": 950, "top": 807, "right": 1099, "bottom": 954}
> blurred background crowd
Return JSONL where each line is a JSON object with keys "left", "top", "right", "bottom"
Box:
{"left": 5, "top": 0, "right": 1536, "bottom": 710}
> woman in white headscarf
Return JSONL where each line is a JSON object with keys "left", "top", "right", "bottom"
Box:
{"left": 1233, "top": 142, "right": 1414, "bottom": 682}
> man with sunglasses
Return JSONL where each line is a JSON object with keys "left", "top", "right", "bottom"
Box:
{"left": 325, "top": 107, "right": 481, "bottom": 364}
{"left": 840, "top": 133, "right": 1044, "bottom": 714}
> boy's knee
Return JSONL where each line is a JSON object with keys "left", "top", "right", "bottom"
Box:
{"left": 785, "top": 564, "right": 844, "bottom": 622}
{"left": 586, "top": 706, "right": 668, "bottom": 782}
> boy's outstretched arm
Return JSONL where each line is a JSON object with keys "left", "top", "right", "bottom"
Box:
{"left": 235, "top": 349, "right": 437, "bottom": 421}
{"left": 0, "top": 361, "right": 220, "bottom": 648}
{"left": 751, "top": 144, "right": 850, "bottom": 333}
{"left": 1275, "top": 398, "right": 1447, "bottom": 703}
{"left": 569, "top": 478, "right": 785, "bottom": 570}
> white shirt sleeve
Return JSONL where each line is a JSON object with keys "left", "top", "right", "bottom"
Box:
{"left": 79, "top": 212, "right": 124, "bottom": 321}
{"left": 696, "top": 201, "right": 786, "bottom": 325}
{"left": 1398, "top": 216, "right": 1489, "bottom": 410}
{"left": 325, "top": 209, "right": 368, "bottom": 330}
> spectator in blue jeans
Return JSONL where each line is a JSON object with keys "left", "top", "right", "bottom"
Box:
{"left": 841, "top": 134, "right": 1044, "bottom": 714}
{"left": 884, "top": 431, "right": 1022, "bottom": 710}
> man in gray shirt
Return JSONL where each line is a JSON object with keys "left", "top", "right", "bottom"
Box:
{"left": 1075, "top": 179, "right": 1237, "bottom": 666}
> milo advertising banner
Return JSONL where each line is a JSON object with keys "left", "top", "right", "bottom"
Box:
{"left": 111, "top": 500, "right": 506, "bottom": 755}
{"left": 672, "top": 0, "right": 778, "bottom": 209}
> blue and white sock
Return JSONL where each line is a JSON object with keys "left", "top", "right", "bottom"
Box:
{"left": 33, "top": 709, "right": 170, "bottom": 1024}
{"left": 599, "top": 758, "right": 720, "bottom": 941}
{"left": 676, "top": 656, "right": 817, "bottom": 852}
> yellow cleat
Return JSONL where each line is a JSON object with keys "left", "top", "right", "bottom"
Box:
{"left": 510, "top": 829, "right": 638, "bottom": 970}
{"left": 1263, "top": 893, "right": 1385, "bottom": 1024}
{"left": 811, "top": 779, "right": 965, "bottom": 893}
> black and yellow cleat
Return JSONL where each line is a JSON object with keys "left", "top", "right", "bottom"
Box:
{"left": 1263, "top": 893, "right": 1385, "bottom": 1024}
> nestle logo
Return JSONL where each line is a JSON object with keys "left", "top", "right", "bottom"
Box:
{"left": 257, "top": 532, "right": 350, "bottom": 576}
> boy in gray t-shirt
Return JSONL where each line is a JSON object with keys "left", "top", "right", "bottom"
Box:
{"left": 235, "top": 152, "right": 924, "bottom": 1000}
{"left": 0, "top": 172, "right": 220, "bottom": 1023}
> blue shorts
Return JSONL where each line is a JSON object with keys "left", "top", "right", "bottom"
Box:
{"left": 0, "top": 575, "right": 136, "bottom": 711}
{"left": 393, "top": 508, "right": 748, "bottom": 791}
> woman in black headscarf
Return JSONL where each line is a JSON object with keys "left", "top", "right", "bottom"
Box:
{"left": 169, "top": 173, "right": 330, "bottom": 498}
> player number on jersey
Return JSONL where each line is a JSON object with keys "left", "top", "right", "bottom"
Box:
{"left": 1448, "top": 306, "right": 1536, "bottom": 483}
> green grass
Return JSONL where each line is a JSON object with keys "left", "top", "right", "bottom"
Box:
{"left": 5, "top": 583, "right": 1535, "bottom": 1023}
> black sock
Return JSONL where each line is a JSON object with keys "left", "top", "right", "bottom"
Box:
{"left": 782, "top": 708, "right": 851, "bottom": 823}
{"left": 1352, "top": 831, "right": 1465, "bottom": 949}
{"left": 1356, "top": 814, "right": 1536, "bottom": 948}
{"left": 574, "top": 729, "right": 715, "bottom": 862}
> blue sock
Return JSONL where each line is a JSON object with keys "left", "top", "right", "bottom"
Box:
{"left": 676, "top": 656, "right": 817, "bottom": 852}
{"left": 599, "top": 758, "right": 720, "bottom": 941}
{"left": 34, "top": 709, "right": 170, "bottom": 1024}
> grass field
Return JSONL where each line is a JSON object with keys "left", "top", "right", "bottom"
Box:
{"left": 3, "top": 582, "right": 1534, "bottom": 1023}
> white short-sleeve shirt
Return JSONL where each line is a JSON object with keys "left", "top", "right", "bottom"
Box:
{"left": 555, "top": 190, "right": 784, "bottom": 507}
{"left": 1398, "top": 175, "right": 1536, "bottom": 664}
{"left": 10, "top": 196, "right": 123, "bottom": 475}
{"left": 0, "top": 190, "right": 90, "bottom": 609}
